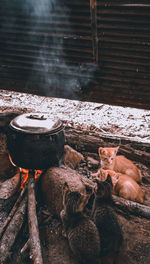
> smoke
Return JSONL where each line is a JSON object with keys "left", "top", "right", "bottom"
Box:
{"left": 1, "top": 0, "right": 96, "bottom": 99}
{"left": 24, "top": 0, "right": 55, "bottom": 17}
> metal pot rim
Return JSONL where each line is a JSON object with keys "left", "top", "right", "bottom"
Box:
{"left": 9, "top": 112, "right": 64, "bottom": 135}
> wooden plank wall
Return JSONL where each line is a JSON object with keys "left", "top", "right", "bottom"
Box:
{"left": 0, "top": 0, "right": 150, "bottom": 109}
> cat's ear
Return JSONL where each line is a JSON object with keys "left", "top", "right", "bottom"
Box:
{"left": 85, "top": 184, "right": 93, "bottom": 195}
{"left": 62, "top": 182, "right": 69, "bottom": 207}
{"left": 106, "top": 174, "right": 113, "bottom": 188}
{"left": 93, "top": 177, "right": 104, "bottom": 189}
{"left": 92, "top": 178, "right": 100, "bottom": 193}
{"left": 99, "top": 147, "right": 105, "bottom": 155}
{"left": 93, "top": 178, "right": 105, "bottom": 197}
{"left": 93, "top": 177, "right": 100, "bottom": 184}
{"left": 114, "top": 146, "right": 119, "bottom": 154}
{"left": 63, "top": 182, "right": 69, "bottom": 194}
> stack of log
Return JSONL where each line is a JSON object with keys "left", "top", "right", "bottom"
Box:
{"left": 0, "top": 167, "right": 44, "bottom": 264}
{"left": 0, "top": 112, "right": 44, "bottom": 263}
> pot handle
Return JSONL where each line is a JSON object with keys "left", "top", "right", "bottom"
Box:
{"left": 27, "top": 114, "right": 47, "bottom": 120}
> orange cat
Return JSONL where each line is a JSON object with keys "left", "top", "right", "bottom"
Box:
{"left": 99, "top": 146, "right": 142, "bottom": 183}
{"left": 99, "top": 168, "right": 144, "bottom": 203}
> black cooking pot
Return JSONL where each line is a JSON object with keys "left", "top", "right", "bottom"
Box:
{"left": 7, "top": 113, "right": 65, "bottom": 169}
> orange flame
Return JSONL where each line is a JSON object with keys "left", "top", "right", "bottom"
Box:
{"left": 9, "top": 154, "right": 17, "bottom": 167}
{"left": 20, "top": 169, "right": 42, "bottom": 189}
{"left": 9, "top": 154, "right": 43, "bottom": 189}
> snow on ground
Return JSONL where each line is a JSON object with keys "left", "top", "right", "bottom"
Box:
{"left": 0, "top": 89, "right": 150, "bottom": 143}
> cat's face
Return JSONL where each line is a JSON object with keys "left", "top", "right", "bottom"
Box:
{"left": 99, "top": 146, "right": 119, "bottom": 169}
{"left": 62, "top": 182, "right": 91, "bottom": 214}
{"left": 94, "top": 175, "right": 113, "bottom": 200}
{"left": 99, "top": 168, "right": 120, "bottom": 187}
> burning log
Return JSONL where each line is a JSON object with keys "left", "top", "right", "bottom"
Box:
{"left": 0, "top": 194, "right": 27, "bottom": 263}
{"left": 113, "top": 195, "right": 150, "bottom": 219}
{"left": 28, "top": 170, "right": 43, "bottom": 264}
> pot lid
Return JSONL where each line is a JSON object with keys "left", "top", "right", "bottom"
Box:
{"left": 9, "top": 113, "right": 63, "bottom": 134}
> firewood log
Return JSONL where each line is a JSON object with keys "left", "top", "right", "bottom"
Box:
{"left": 0, "top": 168, "right": 21, "bottom": 199}
{"left": 0, "top": 184, "right": 27, "bottom": 240}
{"left": 113, "top": 195, "right": 150, "bottom": 219}
{"left": 41, "top": 166, "right": 94, "bottom": 217}
{"left": 0, "top": 195, "right": 27, "bottom": 263}
{"left": 28, "top": 170, "right": 43, "bottom": 264}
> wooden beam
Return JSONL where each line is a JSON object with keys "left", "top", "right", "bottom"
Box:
{"left": 90, "top": 0, "right": 99, "bottom": 63}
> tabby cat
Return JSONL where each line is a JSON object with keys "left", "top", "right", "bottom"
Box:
{"left": 92, "top": 175, "right": 123, "bottom": 263}
{"left": 60, "top": 182, "right": 101, "bottom": 264}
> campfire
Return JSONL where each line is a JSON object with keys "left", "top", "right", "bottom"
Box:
{"left": 9, "top": 154, "right": 43, "bottom": 188}
{"left": 0, "top": 112, "right": 65, "bottom": 264}
{"left": 0, "top": 118, "right": 87, "bottom": 264}
{"left": 0, "top": 158, "right": 44, "bottom": 264}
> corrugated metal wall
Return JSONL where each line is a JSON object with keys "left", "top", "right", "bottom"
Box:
{"left": 0, "top": 0, "right": 93, "bottom": 78}
{"left": 0, "top": 0, "right": 150, "bottom": 109}
{"left": 95, "top": 0, "right": 150, "bottom": 108}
